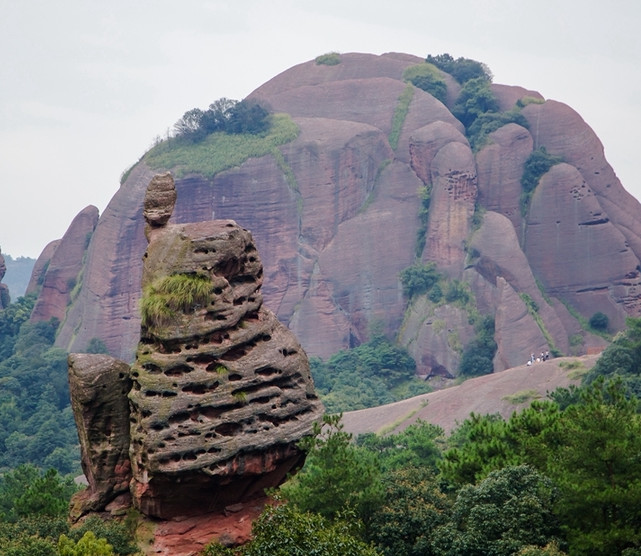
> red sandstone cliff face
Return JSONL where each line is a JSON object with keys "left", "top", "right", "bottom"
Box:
{"left": 47, "top": 52, "right": 641, "bottom": 376}
{"left": 30, "top": 206, "right": 98, "bottom": 325}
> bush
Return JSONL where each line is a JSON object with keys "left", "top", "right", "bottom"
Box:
{"left": 315, "top": 52, "right": 341, "bottom": 66}
{"left": 444, "top": 280, "right": 470, "bottom": 304}
{"left": 452, "top": 77, "right": 499, "bottom": 129}
{"left": 400, "top": 263, "right": 439, "bottom": 299}
{"left": 145, "top": 113, "right": 299, "bottom": 179}
{"left": 426, "top": 53, "right": 492, "bottom": 84}
{"left": 459, "top": 315, "right": 496, "bottom": 377}
{"left": 467, "top": 109, "right": 529, "bottom": 151}
{"left": 589, "top": 312, "right": 609, "bottom": 331}
{"left": 520, "top": 147, "right": 563, "bottom": 215}
{"left": 403, "top": 63, "right": 448, "bottom": 104}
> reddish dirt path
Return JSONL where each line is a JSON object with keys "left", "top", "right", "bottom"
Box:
{"left": 341, "top": 355, "right": 599, "bottom": 436}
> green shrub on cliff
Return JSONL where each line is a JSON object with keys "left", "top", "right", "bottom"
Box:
{"left": 520, "top": 147, "right": 563, "bottom": 215}
{"left": 426, "top": 53, "right": 492, "bottom": 84}
{"left": 315, "top": 52, "right": 341, "bottom": 66}
{"left": 403, "top": 63, "right": 448, "bottom": 104}
{"left": 140, "top": 273, "right": 212, "bottom": 328}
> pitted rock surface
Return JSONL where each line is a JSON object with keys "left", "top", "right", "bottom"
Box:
{"left": 68, "top": 353, "right": 132, "bottom": 520}
{"left": 127, "top": 176, "right": 323, "bottom": 519}
{"left": 143, "top": 171, "right": 177, "bottom": 231}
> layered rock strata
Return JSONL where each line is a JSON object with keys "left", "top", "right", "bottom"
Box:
{"left": 68, "top": 174, "right": 322, "bottom": 521}
{"left": 130, "top": 174, "right": 322, "bottom": 519}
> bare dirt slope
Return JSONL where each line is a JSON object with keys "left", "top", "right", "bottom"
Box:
{"left": 341, "top": 354, "right": 600, "bottom": 436}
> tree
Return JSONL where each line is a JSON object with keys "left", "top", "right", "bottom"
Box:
{"left": 281, "top": 414, "right": 383, "bottom": 523}
{"left": 58, "top": 531, "right": 114, "bottom": 556}
{"left": 368, "top": 467, "right": 451, "bottom": 556}
{"left": 452, "top": 77, "right": 499, "bottom": 129}
{"left": 357, "top": 420, "right": 444, "bottom": 473}
{"left": 237, "top": 503, "right": 380, "bottom": 556}
{"left": 542, "top": 378, "right": 641, "bottom": 555}
{"left": 459, "top": 315, "right": 497, "bottom": 377}
{"left": 431, "top": 465, "right": 562, "bottom": 556}
{"left": 584, "top": 317, "right": 641, "bottom": 396}
{"left": 589, "top": 311, "right": 609, "bottom": 331}
{"left": 425, "top": 54, "right": 492, "bottom": 84}
{"left": 400, "top": 263, "right": 440, "bottom": 299}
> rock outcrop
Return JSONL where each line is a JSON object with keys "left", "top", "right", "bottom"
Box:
{"left": 30, "top": 205, "right": 99, "bottom": 324}
{"left": 69, "top": 174, "right": 323, "bottom": 523}
{"left": 68, "top": 353, "right": 132, "bottom": 520}
{"left": 44, "top": 52, "right": 641, "bottom": 377}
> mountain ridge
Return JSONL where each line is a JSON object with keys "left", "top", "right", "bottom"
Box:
{"left": 27, "top": 51, "right": 639, "bottom": 379}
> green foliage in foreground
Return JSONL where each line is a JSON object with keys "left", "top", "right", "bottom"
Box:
{"left": 144, "top": 113, "right": 299, "bottom": 179}
{"left": 281, "top": 415, "right": 383, "bottom": 522}
{"left": 432, "top": 465, "right": 562, "bottom": 556}
{"left": 204, "top": 503, "right": 378, "bottom": 556}
{"left": 0, "top": 465, "right": 137, "bottom": 554}
{"left": 310, "top": 333, "right": 429, "bottom": 413}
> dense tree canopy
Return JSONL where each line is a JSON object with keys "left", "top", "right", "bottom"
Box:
{"left": 173, "top": 97, "right": 270, "bottom": 142}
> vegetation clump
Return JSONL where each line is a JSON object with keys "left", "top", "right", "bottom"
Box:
{"left": 144, "top": 112, "right": 298, "bottom": 179}
{"left": 414, "top": 185, "right": 432, "bottom": 258}
{"left": 173, "top": 97, "right": 270, "bottom": 142}
{"left": 459, "top": 314, "right": 497, "bottom": 376}
{"left": 520, "top": 147, "right": 564, "bottom": 215}
{"left": 310, "top": 333, "right": 429, "bottom": 413}
{"left": 425, "top": 53, "right": 492, "bottom": 84}
{"left": 399, "top": 262, "right": 439, "bottom": 299}
{"left": 140, "top": 273, "right": 212, "bottom": 328}
{"left": 315, "top": 52, "right": 341, "bottom": 66}
{"left": 403, "top": 63, "right": 448, "bottom": 104}
{"left": 388, "top": 84, "right": 414, "bottom": 151}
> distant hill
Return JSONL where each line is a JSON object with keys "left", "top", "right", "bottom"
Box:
{"left": 2, "top": 255, "right": 35, "bottom": 299}
{"left": 342, "top": 354, "right": 600, "bottom": 436}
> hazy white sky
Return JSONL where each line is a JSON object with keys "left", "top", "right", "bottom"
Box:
{"left": 1, "top": 0, "right": 640, "bottom": 258}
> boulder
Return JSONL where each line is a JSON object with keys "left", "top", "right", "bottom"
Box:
{"left": 127, "top": 175, "right": 323, "bottom": 519}
{"left": 68, "top": 353, "right": 132, "bottom": 520}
